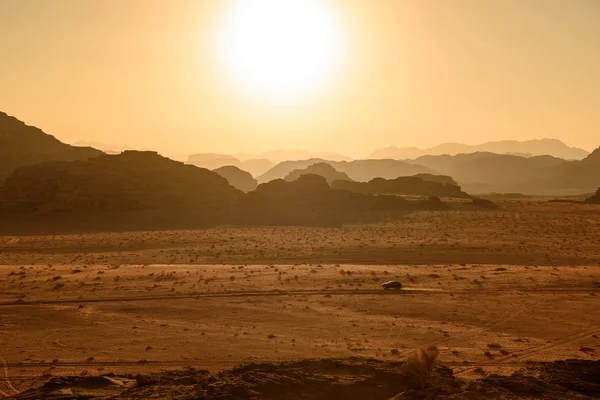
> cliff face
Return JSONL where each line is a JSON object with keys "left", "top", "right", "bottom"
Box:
{"left": 0, "top": 151, "right": 242, "bottom": 219}
{"left": 0, "top": 111, "right": 103, "bottom": 182}
{"left": 332, "top": 176, "right": 470, "bottom": 198}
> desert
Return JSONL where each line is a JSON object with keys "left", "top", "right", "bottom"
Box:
{"left": 2, "top": 1, "right": 600, "bottom": 398}
{"left": 1, "top": 199, "right": 599, "bottom": 399}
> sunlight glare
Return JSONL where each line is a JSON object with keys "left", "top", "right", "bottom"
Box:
{"left": 216, "top": 0, "right": 344, "bottom": 101}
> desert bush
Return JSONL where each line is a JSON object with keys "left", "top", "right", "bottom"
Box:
{"left": 401, "top": 346, "right": 439, "bottom": 389}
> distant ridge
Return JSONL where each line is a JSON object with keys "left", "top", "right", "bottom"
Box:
{"left": 0, "top": 111, "right": 103, "bottom": 182}
{"left": 409, "top": 149, "right": 600, "bottom": 195}
{"left": 187, "top": 149, "right": 350, "bottom": 177}
{"left": 258, "top": 159, "right": 434, "bottom": 184}
{"left": 284, "top": 162, "right": 353, "bottom": 184}
{"left": 369, "top": 139, "right": 590, "bottom": 160}
{"left": 213, "top": 165, "right": 258, "bottom": 193}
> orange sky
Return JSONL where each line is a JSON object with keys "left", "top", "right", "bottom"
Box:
{"left": 1, "top": 0, "right": 599, "bottom": 158}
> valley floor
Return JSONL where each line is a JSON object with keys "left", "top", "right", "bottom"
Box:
{"left": 0, "top": 200, "right": 599, "bottom": 398}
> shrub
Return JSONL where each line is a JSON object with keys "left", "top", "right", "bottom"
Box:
{"left": 401, "top": 346, "right": 439, "bottom": 389}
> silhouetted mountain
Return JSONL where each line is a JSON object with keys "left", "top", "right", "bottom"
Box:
{"left": 188, "top": 153, "right": 237, "bottom": 162}
{"left": 582, "top": 146, "right": 600, "bottom": 164}
{"left": 368, "top": 139, "right": 589, "bottom": 160}
{"left": 73, "top": 141, "right": 134, "bottom": 154}
{"left": 213, "top": 165, "right": 258, "bottom": 193}
{"left": 544, "top": 147, "right": 600, "bottom": 193}
{"left": 0, "top": 152, "right": 452, "bottom": 229}
{"left": 0, "top": 151, "right": 242, "bottom": 220}
{"left": 238, "top": 149, "right": 351, "bottom": 162}
{"left": 410, "top": 150, "right": 600, "bottom": 195}
{"left": 235, "top": 174, "right": 447, "bottom": 226}
{"left": 331, "top": 176, "right": 470, "bottom": 198}
{"left": 0, "top": 111, "right": 103, "bottom": 182}
{"left": 187, "top": 155, "right": 274, "bottom": 177}
{"left": 368, "top": 146, "right": 426, "bottom": 160}
{"left": 258, "top": 159, "right": 434, "bottom": 184}
{"left": 412, "top": 173, "right": 458, "bottom": 186}
{"left": 284, "top": 163, "right": 353, "bottom": 184}
{"left": 584, "top": 188, "right": 600, "bottom": 204}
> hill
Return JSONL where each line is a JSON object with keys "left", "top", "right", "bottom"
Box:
{"left": 213, "top": 165, "right": 258, "bottom": 192}
{"left": 187, "top": 155, "right": 274, "bottom": 177}
{"left": 584, "top": 188, "right": 600, "bottom": 204}
{"left": 245, "top": 149, "right": 351, "bottom": 162}
{"left": 408, "top": 151, "right": 600, "bottom": 195}
{"left": 235, "top": 174, "right": 446, "bottom": 226}
{"left": 0, "top": 151, "right": 242, "bottom": 222}
{"left": 258, "top": 159, "right": 434, "bottom": 184}
{"left": 0, "top": 111, "right": 103, "bottom": 182}
{"left": 369, "top": 139, "right": 590, "bottom": 160}
{"left": 284, "top": 162, "right": 353, "bottom": 184}
{"left": 332, "top": 176, "right": 470, "bottom": 198}
{"left": 0, "top": 153, "right": 452, "bottom": 229}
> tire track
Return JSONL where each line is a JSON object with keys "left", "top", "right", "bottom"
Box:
{"left": 506, "top": 327, "right": 600, "bottom": 361}
{"left": 0, "top": 285, "right": 596, "bottom": 308}
{"left": 392, "top": 299, "right": 541, "bottom": 359}
{"left": 454, "top": 327, "right": 600, "bottom": 376}
{"left": 0, "top": 357, "right": 18, "bottom": 396}
{"left": 0, "top": 288, "right": 441, "bottom": 307}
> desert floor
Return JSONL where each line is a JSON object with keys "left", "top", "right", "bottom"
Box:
{"left": 0, "top": 200, "right": 599, "bottom": 396}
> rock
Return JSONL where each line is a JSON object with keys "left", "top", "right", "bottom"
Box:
{"left": 213, "top": 165, "right": 258, "bottom": 192}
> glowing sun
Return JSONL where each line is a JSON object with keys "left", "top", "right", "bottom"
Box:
{"left": 216, "top": 0, "right": 344, "bottom": 100}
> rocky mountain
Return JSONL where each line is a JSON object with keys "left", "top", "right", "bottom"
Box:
{"left": 412, "top": 173, "right": 458, "bottom": 186}
{"left": 0, "top": 151, "right": 449, "bottom": 229}
{"left": 369, "top": 139, "right": 590, "bottom": 160}
{"left": 187, "top": 149, "right": 352, "bottom": 177}
{"left": 187, "top": 155, "right": 274, "bottom": 177}
{"left": 406, "top": 148, "right": 600, "bottom": 195}
{"left": 331, "top": 176, "right": 470, "bottom": 198}
{"left": 0, "top": 151, "right": 242, "bottom": 220}
{"left": 237, "top": 149, "right": 351, "bottom": 162}
{"left": 213, "top": 165, "right": 258, "bottom": 193}
{"left": 367, "top": 146, "right": 426, "bottom": 160}
{"left": 584, "top": 188, "right": 600, "bottom": 204}
{"left": 0, "top": 111, "right": 103, "bottom": 182}
{"left": 235, "top": 174, "right": 446, "bottom": 226}
{"left": 284, "top": 162, "right": 353, "bottom": 184}
{"left": 258, "top": 159, "right": 434, "bottom": 184}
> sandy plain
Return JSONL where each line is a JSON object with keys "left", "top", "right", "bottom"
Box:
{"left": 0, "top": 200, "right": 599, "bottom": 397}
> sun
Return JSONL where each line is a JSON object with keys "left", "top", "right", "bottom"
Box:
{"left": 216, "top": 0, "right": 344, "bottom": 101}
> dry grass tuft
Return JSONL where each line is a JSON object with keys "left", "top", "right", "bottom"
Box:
{"left": 402, "top": 346, "right": 439, "bottom": 389}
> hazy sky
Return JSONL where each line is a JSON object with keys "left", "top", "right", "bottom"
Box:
{"left": 1, "top": 0, "right": 599, "bottom": 158}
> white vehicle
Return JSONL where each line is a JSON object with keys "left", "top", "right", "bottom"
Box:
{"left": 381, "top": 281, "right": 402, "bottom": 290}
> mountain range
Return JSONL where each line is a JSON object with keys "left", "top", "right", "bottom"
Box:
{"left": 368, "top": 139, "right": 590, "bottom": 161}
{"left": 257, "top": 158, "right": 435, "bottom": 184}
{"left": 0, "top": 112, "right": 102, "bottom": 183}
{"left": 1, "top": 111, "right": 598, "bottom": 197}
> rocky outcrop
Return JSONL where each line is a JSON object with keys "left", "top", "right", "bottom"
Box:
{"left": 331, "top": 176, "right": 470, "bottom": 198}
{"left": 0, "top": 111, "right": 102, "bottom": 183}
{"left": 235, "top": 174, "right": 446, "bottom": 226}
{"left": 284, "top": 162, "right": 353, "bottom": 185}
{"left": 584, "top": 188, "right": 600, "bottom": 204}
{"left": 12, "top": 358, "right": 600, "bottom": 400}
{"left": 258, "top": 159, "right": 435, "bottom": 184}
{"left": 213, "top": 165, "right": 258, "bottom": 193}
{"left": 0, "top": 151, "right": 242, "bottom": 221}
